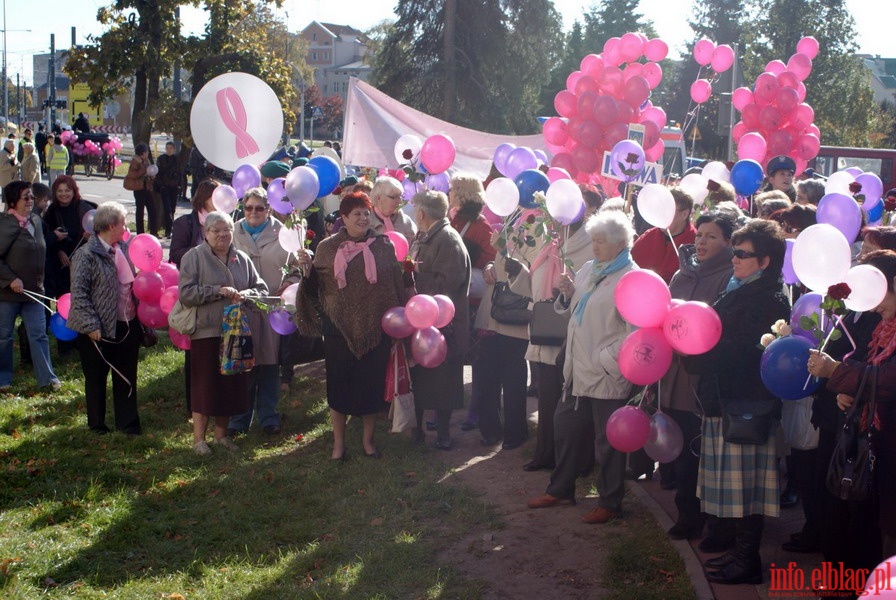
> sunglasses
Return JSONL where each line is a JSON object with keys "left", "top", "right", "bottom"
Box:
{"left": 732, "top": 249, "right": 760, "bottom": 259}
{"left": 243, "top": 205, "right": 267, "bottom": 213}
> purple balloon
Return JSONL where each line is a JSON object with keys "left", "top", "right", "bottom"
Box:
{"left": 843, "top": 167, "right": 864, "bottom": 177}
{"left": 817, "top": 192, "right": 862, "bottom": 243}
{"left": 855, "top": 173, "right": 883, "bottom": 206}
{"left": 789, "top": 292, "right": 832, "bottom": 342}
{"left": 411, "top": 326, "right": 447, "bottom": 368}
{"left": 783, "top": 239, "right": 798, "bottom": 285}
{"left": 402, "top": 178, "right": 420, "bottom": 201}
{"left": 232, "top": 163, "right": 262, "bottom": 198}
{"left": 424, "top": 172, "right": 450, "bottom": 193}
{"left": 267, "top": 178, "right": 292, "bottom": 214}
{"left": 381, "top": 306, "right": 415, "bottom": 338}
{"left": 503, "top": 147, "right": 538, "bottom": 180}
{"left": 285, "top": 166, "right": 320, "bottom": 211}
{"left": 609, "top": 139, "right": 646, "bottom": 182}
{"left": 643, "top": 412, "right": 684, "bottom": 463}
{"left": 533, "top": 149, "right": 549, "bottom": 165}
{"left": 269, "top": 308, "right": 297, "bottom": 335}
{"left": 493, "top": 143, "right": 516, "bottom": 176}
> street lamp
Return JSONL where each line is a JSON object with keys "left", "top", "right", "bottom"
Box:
{"left": 1, "top": 0, "right": 32, "bottom": 127}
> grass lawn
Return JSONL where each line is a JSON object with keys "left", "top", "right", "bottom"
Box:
{"left": 0, "top": 336, "right": 490, "bottom": 599}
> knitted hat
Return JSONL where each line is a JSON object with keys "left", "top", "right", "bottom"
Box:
{"left": 260, "top": 161, "right": 291, "bottom": 179}
{"left": 766, "top": 155, "right": 796, "bottom": 176}
{"left": 291, "top": 157, "right": 308, "bottom": 169}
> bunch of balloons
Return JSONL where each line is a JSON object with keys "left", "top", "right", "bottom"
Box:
{"left": 733, "top": 36, "right": 821, "bottom": 173}
{"left": 689, "top": 39, "right": 736, "bottom": 104}
{"left": 820, "top": 167, "right": 886, "bottom": 225}
{"left": 391, "top": 133, "right": 457, "bottom": 201}
{"left": 543, "top": 32, "right": 670, "bottom": 185}
{"left": 614, "top": 270, "right": 722, "bottom": 386}
{"left": 381, "top": 294, "right": 455, "bottom": 368}
{"left": 264, "top": 154, "right": 343, "bottom": 215}
{"left": 49, "top": 293, "right": 78, "bottom": 341}
{"left": 100, "top": 137, "right": 124, "bottom": 156}
{"left": 605, "top": 403, "right": 684, "bottom": 463}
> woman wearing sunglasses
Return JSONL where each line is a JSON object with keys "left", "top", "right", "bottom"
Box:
{"left": 228, "top": 187, "right": 303, "bottom": 437}
{"left": 685, "top": 219, "right": 790, "bottom": 585}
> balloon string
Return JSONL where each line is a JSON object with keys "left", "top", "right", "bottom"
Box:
{"left": 664, "top": 228, "right": 678, "bottom": 254}
{"left": 21, "top": 290, "right": 55, "bottom": 314}
{"left": 91, "top": 339, "right": 134, "bottom": 399}
{"left": 802, "top": 311, "right": 854, "bottom": 390}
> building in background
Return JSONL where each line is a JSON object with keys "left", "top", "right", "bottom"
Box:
{"left": 862, "top": 55, "right": 896, "bottom": 105}
{"left": 299, "top": 21, "right": 370, "bottom": 102}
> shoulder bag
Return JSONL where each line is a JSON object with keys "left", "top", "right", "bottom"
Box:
{"left": 168, "top": 299, "right": 198, "bottom": 335}
{"left": 826, "top": 365, "right": 876, "bottom": 502}
{"left": 490, "top": 281, "right": 531, "bottom": 326}
{"left": 529, "top": 299, "right": 567, "bottom": 346}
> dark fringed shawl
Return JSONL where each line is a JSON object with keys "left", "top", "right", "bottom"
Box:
{"left": 296, "top": 228, "right": 405, "bottom": 358}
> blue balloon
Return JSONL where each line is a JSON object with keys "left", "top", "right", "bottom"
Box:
{"left": 760, "top": 335, "right": 820, "bottom": 400}
{"left": 868, "top": 198, "right": 884, "bottom": 223}
{"left": 730, "top": 159, "right": 764, "bottom": 196}
{"left": 514, "top": 169, "right": 550, "bottom": 209}
{"left": 49, "top": 313, "right": 78, "bottom": 341}
{"left": 307, "top": 156, "right": 341, "bottom": 197}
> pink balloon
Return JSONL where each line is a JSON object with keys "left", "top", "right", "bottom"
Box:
{"left": 381, "top": 306, "right": 416, "bottom": 338}
{"left": 546, "top": 167, "right": 571, "bottom": 183}
{"left": 732, "top": 87, "right": 753, "bottom": 111}
{"left": 623, "top": 76, "right": 650, "bottom": 109}
{"left": 159, "top": 285, "right": 179, "bottom": 314}
{"left": 642, "top": 62, "right": 663, "bottom": 89}
{"left": 411, "top": 326, "right": 447, "bottom": 368}
{"left": 133, "top": 271, "right": 165, "bottom": 304}
{"left": 433, "top": 294, "right": 455, "bottom": 328}
{"left": 566, "top": 70, "right": 584, "bottom": 93}
{"left": 690, "top": 79, "right": 712, "bottom": 104}
{"left": 618, "top": 327, "right": 674, "bottom": 386}
{"left": 419, "top": 134, "right": 456, "bottom": 175}
{"left": 765, "top": 59, "right": 787, "bottom": 75}
{"left": 157, "top": 262, "right": 179, "bottom": 288}
{"left": 644, "top": 412, "right": 684, "bottom": 463}
{"left": 797, "top": 36, "right": 820, "bottom": 60}
{"left": 640, "top": 105, "right": 667, "bottom": 129}
{"left": 405, "top": 294, "right": 439, "bottom": 330}
{"left": 614, "top": 270, "right": 672, "bottom": 328}
{"left": 776, "top": 87, "right": 800, "bottom": 115}
{"left": 606, "top": 405, "right": 652, "bottom": 452}
{"left": 619, "top": 32, "right": 644, "bottom": 63}
{"left": 580, "top": 54, "right": 604, "bottom": 79}
{"left": 737, "top": 132, "right": 768, "bottom": 162}
{"left": 693, "top": 38, "right": 715, "bottom": 66}
{"left": 710, "top": 44, "right": 735, "bottom": 72}
{"left": 168, "top": 327, "right": 191, "bottom": 350}
{"left": 554, "top": 90, "right": 578, "bottom": 118}
{"left": 662, "top": 301, "right": 722, "bottom": 355}
{"left": 787, "top": 53, "right": 813, "bottom": 81}
{"left": 127, "top": 234, "right": 163, "bottom": 272}
{"left": 796, "top": 133, "right": 821, "bottom": 161}
{"left": 791, "top": 103, "right": 815, "bottom": 131}
{"left": 543, "top": 117, "right": 569, "bottom": 146}
{"left": 385, "top": 231, "right": 409, "bottom": 261}
{"left": 57, "top": 293, "right": 71, "bottom": 319}
{"left": 644, "top": 38, "right": 668, "bottom": 62}
{"left": 753, "top": 72, "right": 779, "bottom": 104}
{"left": 137, "top": 302, "right": 168, "bottom": 329}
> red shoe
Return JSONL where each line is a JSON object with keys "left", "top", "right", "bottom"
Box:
{"left": 582, "top": 506, "right": 620, "bottom": 524}
{"left": 527, "top": 494, "right": 576, "bottom": 509}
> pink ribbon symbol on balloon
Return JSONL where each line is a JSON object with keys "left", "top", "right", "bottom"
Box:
{"left": 215, "top": 87, "right": 259, "bottom": 159}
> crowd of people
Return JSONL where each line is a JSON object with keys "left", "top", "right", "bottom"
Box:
{"left": 3, "top": 135, "right": 896, "bottom": 592}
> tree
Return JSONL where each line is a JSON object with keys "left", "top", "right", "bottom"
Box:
{"left": 583, "top": 0, "right": 657, "bottom": 51}
{"left": 321, "top": 95, "right": 344, "bottom": 137}
{"left": 373, "top": 0, "right": 563, "bottom": 134}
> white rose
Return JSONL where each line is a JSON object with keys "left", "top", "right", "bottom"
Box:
{"left": 760, "top": 333, "right": 776, "bottom": 347}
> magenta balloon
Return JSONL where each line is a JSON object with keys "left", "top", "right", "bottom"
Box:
{"left": 640, "top": 105, "right": 667, "bottom": 129}
{"left": 732, "top": 87, "right": 753, "bottom": 111}
{"left": 133, "top": 271, "right": 165, "bottom": 304}
{"left": 57, "top": 293, "right": 71, "bottom": 319}
{"left": 269, "top": 308, "right": 298, "bottom": 335}
{"left": 618, "top": 32, "right": 644, "bottom": 63}
{"left": 384, "top": 231, "right": 409, "bottom": 262}
{"left": 580, "top": 54, "right": 604, "bottom": 78}
{"left": 137, "top": 302, "right": 168, "bottom": 329}
{"left": 623, "top": 76, "right": 650, "bottom": 109}
{"left": 787, "top": 53, "right": 813, "bottom": 81}
{"left": 411, "top": 326, "right": 447, "bottom": 368}
{"left": 267, "top": 178, "right": 292, "bottom": 214}
{"left": 642, "top": 62, "right": 663, "bottom": 89}
{"left": 168, "top": 327, "right": 192, "bottom": 350}
{"left": 690, "top": 79, "right": 712, "bottom": 104}
{"left": 543, "top": 117, "right": 569, "bottom": 146}
{"left": 643, "top": 38, "right": 668, "bottom": 62}
{"left": 614, "top": 269, "right": 671, "bottom": 327}
{"left": 419, "top": 134, "right": 456, "bottom": 175}
{"left": 128, "top": 234, "right": 163, "bottom": 272}
{"left": 159, "top": 285, "right": 179, "bottom": 314}
{"left": 554, "top": 90, "right": 578, "bottom": 118}
{"left": 566, "top": 70, "right": 584, "bottom": 93}
{"left": 796, "top": 36, "right": 820, "bottom": 60}
{"left": 776, "top": 87, "right": 800, "bottom": 115}
{"left": 644, "top": 412, "right": 685, "bottom": 463}
{"left": 606, "top": 405, "right": 652, "bottom": 452}
{"left": 619, "top": 327, "right": 674, "bottom": 386}
{"left": 765, "top": 59, "right": 787, "bottom": 75}
{"left": 737, "top": 132, "right": 768, "bottom": 163}
{"left": 381, "top": 306, "right": 416, "bottom": 338}
{"left": 433, "top": 294, "right": 455, "bottom": 328}
{"left": 405, "top": 294, "right": 439, "bottom": 329}
{"left": 156, "top": 262, "right": 179, "bottom": 288}
{"left": 710, "top": 45, "right": 735, "bottom": 72}
{"left": 662, "top": 301, "right": 722, "bottom": 355}
{"left": 817, "top": 193, "right": 862, "bottom": 243}
{"left": 504, "top": 147, "right": 538, "bottom": 179}
{"left": 693, "top": 38, "right": 715, "bottom": 66}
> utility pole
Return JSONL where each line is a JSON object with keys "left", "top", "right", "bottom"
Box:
{"left": 49, "top": 33, "right": 56, "bottom": 130}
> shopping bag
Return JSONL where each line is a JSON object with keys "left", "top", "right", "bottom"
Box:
{"left": 220, "top": 303, "right": 254, "bottom": 375}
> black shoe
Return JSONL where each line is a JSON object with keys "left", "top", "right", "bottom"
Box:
{"left": 263, "top": 424, "right": 283, "bottom": 435}
{"left": 668, "top": 521, "right": 703, "bottom": 540}
{"left": 705, "top": 562, "right": 762, "bottom": 585}
{"left": 425, "top": 421, "right": 437, "bottom": 431}
{"left": 660, "top": 480, "right": 678, "bottom": 491}
{"left": 364, "top": 448, "right": 383, "bottom": 459}
{"left": 480, "top": 437, "right": 501, "bottom": 447}
{"left": 782, "top": 539, "right": 819, "bottom": 553}
{"left": 704, "top": 552, "right": 736, "bottom": 569}
{"left": 502, "top": 439, "right": 525, "bottom": 450}
{"left": 523, "top": 461, "right": 553, "bottom": 472}
{"left": 698, "top": 534, "right": 735, "bottom": 553}
{"left": 460, "top": 421, "right": 477, "bottom": 431}
{"left": 435, "top": 439, "right": 453, "bottom": 451}
{"left": 90, "top": 425, "right": 110, "bottom": 435}
{"left": 780, "top": 489, "right": 799, "bottom": 509}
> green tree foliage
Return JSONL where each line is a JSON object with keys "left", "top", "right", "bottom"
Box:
{"left": 583, "top": 0, "right": 657, "bottom": 51}
{"left": 373, "top": 0, "right": 562, "bottom": 134}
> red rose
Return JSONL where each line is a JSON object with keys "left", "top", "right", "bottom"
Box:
{"left": 305, "top": 229, "right": 316, "bottom": 240}
{"left": 402, "top": 149, "right": 413, "bottom": 160}
{"left": 402, "top": 258, "right": 417, "bottom": 273}
{"left": 707, "top": 179, "right": 721, "bottom": 192}
{"left": 332, "top": 185, "right": 343, "bottom": 196}
{"left": 525, "top": 214, "right": 536, "bottom": 224}
{"left": 849, "top": 182, "right": 863, "bottom": 194}
{"left": 827, "top": 282, "right": 851, "bottom": 301}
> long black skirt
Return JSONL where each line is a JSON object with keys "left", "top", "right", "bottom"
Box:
{"left": 324, "top": 333, "right": 390, "bottom": 416}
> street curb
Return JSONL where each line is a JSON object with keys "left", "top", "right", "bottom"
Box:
{"left": 629, "top": 482, "right": 716, "bottom": 600}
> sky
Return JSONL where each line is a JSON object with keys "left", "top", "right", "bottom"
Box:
{"left": 5, "top": 0, "right": 890, "bottom": 87}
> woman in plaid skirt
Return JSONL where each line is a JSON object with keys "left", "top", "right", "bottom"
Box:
{"left": 685, "top": 219, "right": 790, "bottom": 585}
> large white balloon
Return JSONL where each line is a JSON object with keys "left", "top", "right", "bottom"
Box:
{"left": 637, "top": 184, "right": 675, "bottom": 228}
{"left": 825, "top": 170, "right": 856, "bottom": 196}
{"left": 393, "top": 134, "right": 423, "bottom": 166}
{"left": 792, "top": 224, "right": 851, "bottom": 293}
{"left": 484, "top": 177, "right": 520, "bottom": 217}
{"left": 545, "top": 179, "right": 585, "bottom": 225}
{"left": 844, "top": 264, "right": 888, "bottom": 312}
{"left": 679, "top": 173, "right": 709, "bottom": 205}
{"left": 701, "top": 161, "right": 731, "bottom": 184}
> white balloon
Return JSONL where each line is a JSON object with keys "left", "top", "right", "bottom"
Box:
{"left": 278, "top": 224, "right": 302, "bottom": 253}
{"left": 844, "top": 264, "right": 888, "bottom": 312}
{"left": 146, "top": 164, "right": 159, "bottom": 177}
{"left": 484, "top": 177, "right": 520, "bottom": 217}
{"left": 825, "top": 170, "right": 856, "bottom": 196}
{"left": 281, "top": 282, "right": 300, "bottom": 306}
{"left": 679, "top": 173, "right": 709, "bottom": 205}
{"left": 545, "top": 179, "right": 585, "bottom": 225}
{"left": 637, "top": 184, "right": 675, "bottom": 228}
{"left": 701, "top": 161, "right": 730, "bottom": 184}
{"left": 792, "top": 224, "right": 851, "bottom": 292}
{"left": 393, "top": 134, "right": 423, "bottom": 166}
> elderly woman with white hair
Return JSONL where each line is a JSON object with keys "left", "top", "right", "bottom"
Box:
{"left": 527, "top": 211, "right": 637, "bottom": 525}
{"left": 20, "top": 142, "right": 40, "bottom": 184}
{"left": 368, "top": 176, "right": 417, "bottom": 240}
{"left": 67, "top": 201, "right": 140, "bottom": 434}
{"left": 179, "top": 211, "right": 267, "bottom": 455}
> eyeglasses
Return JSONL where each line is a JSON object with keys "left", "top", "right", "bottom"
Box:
{"left": 732, "top": 249, "right": 759, "bottom": 259}
{"left": 783, "top": 225, "right": 800, "bottom": 234}
{"left": 243, "top": 205, "right": 267, "bottom": 213}
{"left": 208, "top": 228, "right": 233, "bottom": 235}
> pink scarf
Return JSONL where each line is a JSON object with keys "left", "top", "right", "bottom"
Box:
{"left": 374, "top": 207, "right": 394, "bottom": 232}
{"left": 7, "top": 209, "right": 27, "bottom": 228}
{"left": 529, "top": 239, "right": 562, "bottom": 301}
{"left": 333, "top": 238, "right": 377, "bottom": 289}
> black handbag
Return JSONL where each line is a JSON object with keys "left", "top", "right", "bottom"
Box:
{"left": 490, "top": 281, "right": 531, "bottom": 325}
{"left": 529, "top": 299, "right": 566, "bottom": 346}
{"left": 826, "top": 365, "right": 876, "bottom": 502}
{"left": 720, "top": 397, "right": 777, "bottom": 445}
